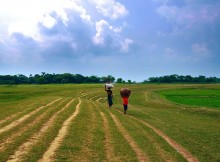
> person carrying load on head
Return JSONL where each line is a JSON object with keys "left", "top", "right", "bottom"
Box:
{"left": 120, "top": 88, "right": 131, "bottom": 114}
{"left": 105, "top": 83, "right": 114, "bottom": 108}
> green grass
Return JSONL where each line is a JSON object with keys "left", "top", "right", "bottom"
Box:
{"left": 158, "top": 88, "right": 220, "bottom": 108}
{"left": 0, "top": 84, "right": 220, "bottom": 162}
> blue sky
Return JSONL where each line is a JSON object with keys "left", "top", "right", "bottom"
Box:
{"left": 0, "top": 0, "right": 220, "bottom": 82}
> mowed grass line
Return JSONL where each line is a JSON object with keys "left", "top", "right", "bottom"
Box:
{"left": 118, "top": 85, "right": 220, "bottom": 162}
{"left": 39, "top": 98, "right": 81, "bottom": 162}
{"left": 0, "top": 98, "right": 70, "bottom": 161}
{"left": 0, "top": 98, "right": 62, "bottom": 135}
{"left": 95, "top": 102, "right": 140, "bottom": 161}
{"left": 128, "top": 100, "right": 220, "bottom": 161}
{"left": 1, "top": 84, "right": 220, "bottom": 161}
{"left": 92, "top": 99, "right": 140, "bottom": 161}
{"left": 101, "top": 97, "right": 186, "bottom": 162}
{"left": 55, "top": 99, "right": 106, "bottom": 161}
{"left": 20, "top": 98, "right": 79, "bottom": 162}
{"left": 112, "top": 109, "right": 187, "bottom": 162}
{"left": 100, "top": 112, "right": 114, "bottom": 161}
{"left": 0, "top": 97, "right": 60, "bottom": 128}
{"left": 0, "top": 98, "right": 69, "bottom": 152}
{"left": 109, "top": 111, "right": 149, "bottom": 162}
{"left": 7, "top": 98, "right": 75, "bottom": 162}
{"left": 0, "top": 98, "right": 66, "bottom": 146}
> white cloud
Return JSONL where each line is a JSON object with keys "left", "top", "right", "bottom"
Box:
{"left": 40, "top": 14, "right": 57, "bottom": 29}
{"left": 0, "top": 0, "right": 132, "bottom": 66}
{"left": 0, "top": 0, "right": 91, "bottom": 40}
{"left": 93, "top": 20, "right": 133, "bottom": 52}
{"left": 89, "top": 0, "right": 128, "bottom": 19}
{"left": 93, "top": 20, "right": 109, "bottom": 45}
{"left": 120, "top": 39, "right": 133, "bottom": 52}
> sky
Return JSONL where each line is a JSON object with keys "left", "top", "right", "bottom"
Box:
{"left": 0, "top": 0, "right": 220, "bottom": 82}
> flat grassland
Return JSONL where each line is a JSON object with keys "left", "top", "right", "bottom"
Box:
{"left": 0, "top": 84, "right": 219, "bottom": 162}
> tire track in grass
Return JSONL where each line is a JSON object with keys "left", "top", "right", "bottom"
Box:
{"left": 39, "top": 97, "right": 81, "bottom": 162}
{"left": 0, "top": 98, "right": 62, "bottom": 135}
{"left": 7, "top": 98, "right": 75, "bottom": 162}
{"left": 109, "top": 112, "right": 149, "bottom": 162}
{"left": 122, "top": 111, "right": 199, "bottom": 162}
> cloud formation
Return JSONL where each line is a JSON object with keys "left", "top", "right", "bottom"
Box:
{"left": 0, "top": 0, "right": 133, "bottom": 67}
{"left": 0, "top": 0, "right": 220, "bottom": 81}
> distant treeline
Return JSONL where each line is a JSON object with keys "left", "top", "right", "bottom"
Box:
{"left": 0, "top": 73, "right": 219, "bottom": 85}
{"left": 0, "top": 73, "right": 118, "bottom": 84}
{"left": 143, "top": 74, "right": 220, "bottom": 83}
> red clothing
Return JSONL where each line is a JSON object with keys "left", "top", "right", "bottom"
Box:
{"left": 122, "top": 97, "right": 128, "bottom": 105}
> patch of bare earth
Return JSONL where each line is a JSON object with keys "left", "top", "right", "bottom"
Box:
{"left": 38, "top": 98, "right": 81, "bottom": 162}
{"left": 7, "top": 98, "right": 75, "bottom": 162}
{"left": 110, "top": 112, "right": 149, "bottom": 162}
{"left": 127, "top": 114, "right": 199, "bottom": 162}
{"left": 0, "top": 98, "right": 62, "bottom": 135}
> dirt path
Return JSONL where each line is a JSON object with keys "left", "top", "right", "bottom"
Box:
{"left": 0, "top": 98, "right": 62, "bottom": 135}
{"left": 7, "top": 98, "right": 75, "bottom": 162}
{"left": 127, "top": 113, "right": 199, "bottom": 162}
{"left": 38, "top": 97, "right": 82, "bottom": 162}
{"left": 109, "top": 112, "right": 149, "bottom": 162}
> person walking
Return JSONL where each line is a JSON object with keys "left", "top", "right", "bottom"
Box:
{"left": 122, "top": 95, "right": 129, "bottom": 114}
{"left": 105, "top": 84, "right": 113, "bottom": 108}
{"left": 120, "top": 88, "right": 131, "bottom": 114}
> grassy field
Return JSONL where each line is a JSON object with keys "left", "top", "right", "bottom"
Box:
{"left": 0, "top": 84, "right": 219, "bottom": 162}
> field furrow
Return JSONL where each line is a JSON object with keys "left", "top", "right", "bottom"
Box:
{"left": 0, "top": 84, "right": 219, "bottom": 162}
{"left": 109, "top": 112, "right": 149, "bottom": 162}
{"left": 0, "top": 98, "right": 62, "bottom": 135}
{"left": 0, "top": 98, "right": 72, "bottom": 161}
{"left": 39, "top": 98, "right": 81, "bottom": 162}
{"left": 0, "top": 98, "right": 68, "bottom": 151}
{"left": 100, "top": 112, "right": 114, "bottom": 161}
{"left": 121, "top": 109, "right": 199, "bottom": 162}
{"left": 7, "top": 98, "right": 75, "bottom": 162}
{"left": 0, "top": 97, "right": 51, "bottom": 125}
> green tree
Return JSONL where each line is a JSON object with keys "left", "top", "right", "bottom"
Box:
{"left": 116, "top": 78, "right": 123, "bottom": 83}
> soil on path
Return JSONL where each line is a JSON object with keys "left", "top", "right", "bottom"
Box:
{"left": 127, "top": 113, "right": 199, "bottom": 162}
{"left": 7, "top": 98, "right": 75, "bottom": 162}
{"left": 110, "top": 112, "right": 149, "bottom": 162}
{"left": 39, "top": 97, "right": 82, "bottom": 162}
{"left": 0, "top": 98, "right": 62, "bottom": 135}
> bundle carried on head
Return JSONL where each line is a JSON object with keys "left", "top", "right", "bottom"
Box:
{"left": 120, "top": 88, "right": 131, "bottom": 97}
{"left": 105, "top": 83, "right": 114, "bottom": 89}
